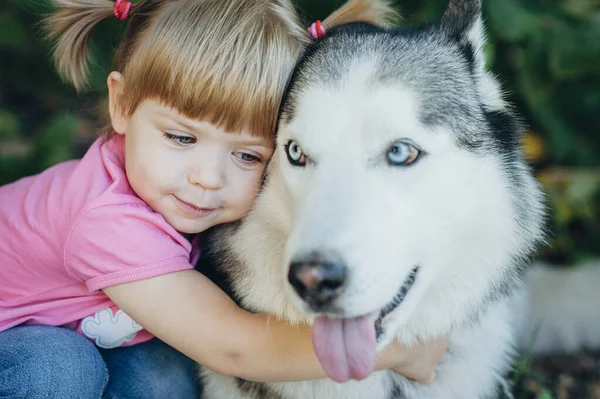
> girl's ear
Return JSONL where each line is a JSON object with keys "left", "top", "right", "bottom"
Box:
{"left": 107, "top": 71, "right": 128, "bottom": 135}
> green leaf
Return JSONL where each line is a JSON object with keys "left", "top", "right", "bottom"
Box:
{"left": 515, "top": 37, "right": 597, "bottom": 165}
{"left": 536, "top": 390, "right": 554, "bottom": 399}
{"left": 0, "top": 109, "right": 20, "bottom": 138}
{"left": 549, "top": 18, "right": 600, "bottom": 79}
{"left": 0, "top": 14, "right": 29, "bottom": 50}
{"left": 566, "top": 173, "right": 600, "bottom": 202}
{"left": 484, "top": 0, "right": 541, "bottom": 42}
{"left": 561, "top": 0, "right": 600, "bottom": 20}
{"left": 34, "top": 114, "right": 81, "bottom": 170}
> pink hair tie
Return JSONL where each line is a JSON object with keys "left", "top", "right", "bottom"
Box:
{"left": 114, "top": 0, "right": 132, "bottom": 21}
{"left": 308, "top": 20, "right": 326, "bottom": 39}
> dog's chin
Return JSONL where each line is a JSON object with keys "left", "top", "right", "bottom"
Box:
{"left": 286, "top": 266, "right": 421, "bottom": 382}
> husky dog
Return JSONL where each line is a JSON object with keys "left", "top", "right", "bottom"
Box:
{"left": 197, "top": 0, "right": 600, "bottom": 397}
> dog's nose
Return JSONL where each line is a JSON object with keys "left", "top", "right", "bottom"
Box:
{"left": 288, "top": 253, "right": 347, "bottom": 309}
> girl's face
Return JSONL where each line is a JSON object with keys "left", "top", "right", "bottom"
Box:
{"left": 111, "top": 96, "right": 273, "bottom": 234}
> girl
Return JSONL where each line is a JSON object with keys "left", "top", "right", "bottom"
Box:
{"left": 0, "top": 0, "right": 447, "bottom": 397}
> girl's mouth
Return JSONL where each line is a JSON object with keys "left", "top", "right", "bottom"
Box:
{"left": 174, "top": 196, "right": 217, "bottom": 217}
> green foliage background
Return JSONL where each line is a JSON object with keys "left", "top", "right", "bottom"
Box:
{"left": 1, "top": 0, "right": 599, "bottom": 266}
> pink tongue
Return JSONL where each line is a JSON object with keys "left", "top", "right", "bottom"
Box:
{"left": 312, "top": 312, "right": 378, "bottom": 383}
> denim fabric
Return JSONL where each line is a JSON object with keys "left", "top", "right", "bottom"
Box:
{"left": 0, "top": 326, "right": 199, "bottom": 399}
{"left": 99, "top": 336, "right": 199, "bottom": 399}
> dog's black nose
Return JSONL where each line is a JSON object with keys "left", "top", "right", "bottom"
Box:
{"left": 288, "top": 252, "right": 347, "bottom": 309}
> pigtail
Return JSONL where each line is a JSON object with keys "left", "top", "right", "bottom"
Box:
{"left": 43, "top": 0, "right": 123, "bottom": 91}
{"left": 321, "top": 0, "right": 399, "bottom": 31}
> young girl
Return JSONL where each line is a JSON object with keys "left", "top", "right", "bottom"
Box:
{"left": 0, "top": 0, "right": 447, "bottom": 397}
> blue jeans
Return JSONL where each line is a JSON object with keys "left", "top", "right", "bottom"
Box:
{"left": 0, "top": 326, "right": 199, "bottom": 398}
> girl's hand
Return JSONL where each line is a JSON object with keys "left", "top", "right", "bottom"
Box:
{"left": 388, "top": 336, "right": 450, "bottom": 384}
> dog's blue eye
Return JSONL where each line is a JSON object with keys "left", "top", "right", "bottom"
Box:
{"left": 387, "top": 142, "right": 421, "bottom": 166}
{"left": 285, "top": 140, "right": 306, "bottom": 166}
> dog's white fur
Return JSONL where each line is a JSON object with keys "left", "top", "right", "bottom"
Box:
{"left": 199, "top": 2, "right": 600, "bottom": 397}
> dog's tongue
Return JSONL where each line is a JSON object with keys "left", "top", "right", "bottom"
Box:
{"left": 312, "top": 312, "right": 378, "bottom": 383}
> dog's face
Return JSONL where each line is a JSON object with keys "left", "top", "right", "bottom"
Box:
{"left": 269, "top": 0, "right": 544, "bottom": 381}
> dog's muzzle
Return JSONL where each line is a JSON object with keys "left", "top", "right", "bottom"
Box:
{"left": 287, "top": 251, "right": 421, "bottom": 382}
{"left": 288, "top": 251, "right": 419, "bottom": 327}
{"left": 288, "top": 251, "right": 347, "bottom": 312}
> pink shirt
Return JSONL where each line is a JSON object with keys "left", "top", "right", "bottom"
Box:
{"left": 0, "top": 135, "right": 200, "bottom": 348}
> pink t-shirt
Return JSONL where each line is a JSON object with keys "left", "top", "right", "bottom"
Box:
{"left": 0, "top": 135, "right": 200, "bottom": 348}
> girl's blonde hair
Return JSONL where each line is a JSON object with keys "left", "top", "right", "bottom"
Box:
{"left": 320, "top": 0, "right": 398, "bottom": 30}
{"left": 44, "top": 0, "right": 309, "bottom": 139}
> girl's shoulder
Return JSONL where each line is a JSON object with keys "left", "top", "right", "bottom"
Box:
{"left": 0, "top": 135, "right": 142, "bottom": 250}
{"left": 63, "top": 200, "right": 194, "bottom": 290}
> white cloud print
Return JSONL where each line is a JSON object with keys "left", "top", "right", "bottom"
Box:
{"left": 82, "top": 308, "right": 144, "bottom": 349}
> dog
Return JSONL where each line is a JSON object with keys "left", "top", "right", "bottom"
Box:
{"left": 196, "top": 0, "right": 600, "bottom": 397}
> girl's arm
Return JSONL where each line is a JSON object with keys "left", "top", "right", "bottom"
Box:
{"left": 103, "top": 269, "right": 445, "bottom": 383}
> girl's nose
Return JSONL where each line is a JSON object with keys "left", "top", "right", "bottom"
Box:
{"left": 188, "top": 159, "right": 223, "bottom": 190}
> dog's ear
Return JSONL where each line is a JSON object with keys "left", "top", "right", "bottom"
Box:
{"left": 441, "top": 0, "right": 485, "bottom": 70}
{"left": 442, "top": 0, "right": 481, "bottom": 36}
{"left": 441, "top": 1, "right": 506, "bottom": 112}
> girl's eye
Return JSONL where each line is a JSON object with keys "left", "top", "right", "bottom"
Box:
{"left": 235, "top": 152, "right": 261, "bottom": 164}
{"left": 164, "top": 132, "right": 196, "bottom": 146}
{"left": 387, "top": 141, "right": 421, "bottom": 166}
{"left": 285, "top": 140, "right": 306, "bottom": 166}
